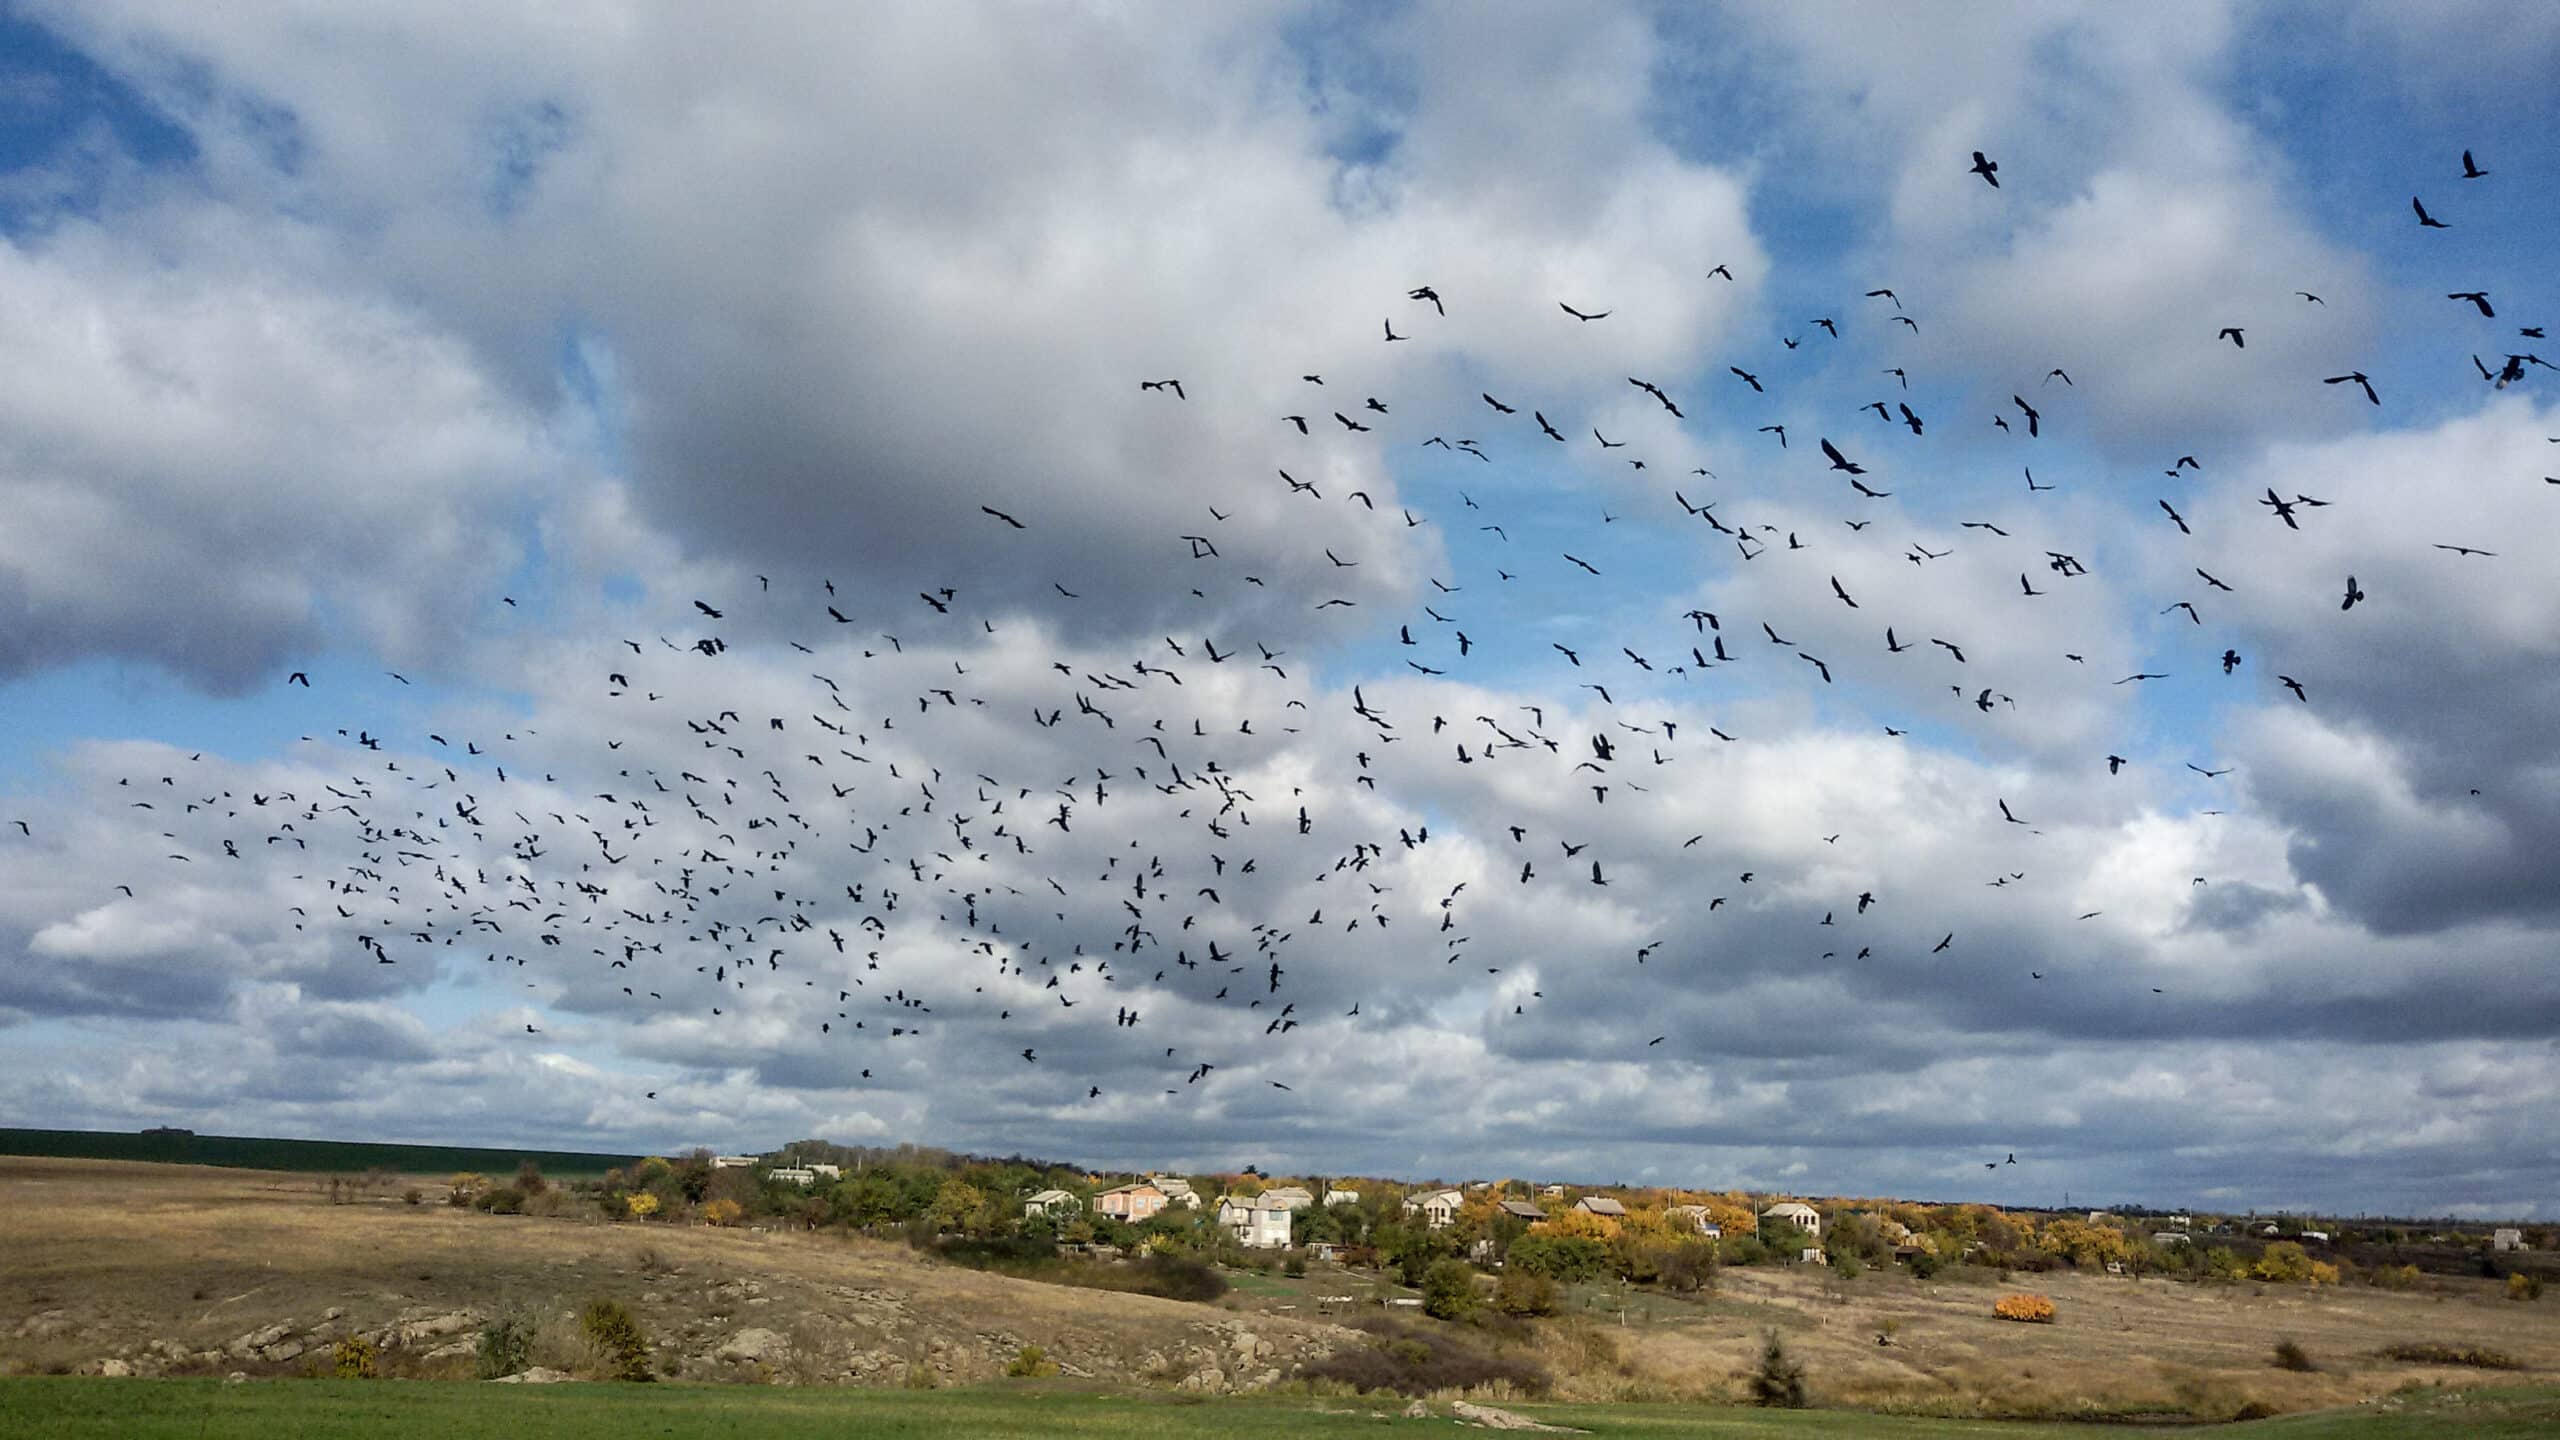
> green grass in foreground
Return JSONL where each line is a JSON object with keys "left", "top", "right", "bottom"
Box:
{"left": 4, "top": 1379, "right": 2557, "bottom": 1439}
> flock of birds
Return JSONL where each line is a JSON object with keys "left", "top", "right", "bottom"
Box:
{"left": 11, "top": 146, "right": 2550, "bottom": 1159}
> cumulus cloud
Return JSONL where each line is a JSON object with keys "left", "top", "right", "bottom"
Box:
{"left": 0, "top": 2, "right": 2554, "bottom": 1215}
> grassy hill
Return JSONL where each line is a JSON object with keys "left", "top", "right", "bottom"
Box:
{"left": 0, "top": 1127, "right": 642, "bottom": 1177}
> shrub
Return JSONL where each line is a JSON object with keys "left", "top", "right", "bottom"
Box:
{"left": 330, "top": 1336, "right": 377, "bottom": 1379}
{"left": 1284, "top": 1251, "right": 1308, "bottom": 1278}
{"left": 1004, "top": 1344, "right": 1059, "bottom": 1378}
{"left": 2507, "top": 1272, "right": 2544, "bottom": 1302}
{"left": 1657, "top": 1238, "right": 1719, "bottom": 1294}
{"left": 2370, "top": 1263, "right": 2422, "bottom": 1291}
{"left": 1422, "top": 1259, "right": 1480, "bottom": 1320}
{"left": 1494, "top": 1266, "right": 1559, "bottom": 1317}
{"left": 2271, "top": 1338, "right": 2318, "bottom": 1372}
{"left": 1750, "top": 1329, "right": 1807, "bottom": 1408}
{"left": 1906, "top": 1247, "right": 1945, "bottom": 1280}
{"left": 447, "top": 1172, "right": 488, "bottom": 1206}
{"left": 402, "top": 1188, "right": 422, "bottom": 1206}
{"left": 2379, "top": 1340, "right": 2521, "bottom": 1369}
{"left": 1506, "top": 1233, "right": 1612, "bottom": 1284}
{"left": 580, "top": 1299, "right": 654, "bottom": 1383}
{"left": 476, "top": 1314, "right": 534, "bottom": 1379}
{"left": 1993, "top": 1293, "right": 2056, "bottom": 1323}
{"left": 626, "top": 1192, "right": 661, "bottom": 1219}
{"left": 2253, "top": 1241, "right": 2316, "bottom": 1283}
{"left": 475, "top": 1186, "right": 525, "bottom": 1215}
{"left": 514, "top": 1161, "right": 548, "bottom": 1195}
{"left": 1300, "top": 1318, "right": 1550, "bottom": 1398}
{"left": 701, "top": 1198, "right": 744, "bottom": 1227}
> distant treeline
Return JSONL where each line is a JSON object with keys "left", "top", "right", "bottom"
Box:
{"left": 0, "top": 1127, "right": 643, "bottom": 1177}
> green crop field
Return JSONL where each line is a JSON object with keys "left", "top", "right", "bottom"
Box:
{"left": 3, "top": 1379, "right": 2556, "bottom": 1440}
{"left": 0, "top": 1128, "right": 643, "bottom": 1178}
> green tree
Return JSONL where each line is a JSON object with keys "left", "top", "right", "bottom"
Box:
{"left": 929, "top": 1178, "right": 987, "bottom": 1233}
{"left": 1751, "top": 1329, "right": 1807, "bottom": 1407}
{"left": 1422, "top": 1259, "right": 1480, "bottom": 1320}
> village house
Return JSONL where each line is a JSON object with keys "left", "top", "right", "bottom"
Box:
{"left": 2493, "top": 1227, "right": 2528, "bottom": 1252}
{"left": 1217, "top": 1193, "right": 1295, "bottom": 1248}
{"left": 806, "top": 1163, "right": 841, "bottom": 1181}
{"left": 1023, "top": 1189, "right": 1078, "bottom": 1217}
{"left": 1150, "top": 1176, "right": 1201, "bottom": 1209}
{"left": 1762, "top": 1201, "right": 1823, "bottom": 1239}
{"left": 2154, "top": 1231, "right": 2190, "bottom": 1247}
{"left": 1404, "top": 1188, "right": 1464, "bottom": 1229}
{"left": 1665, "top": 1204, "right": 1722, "bottom": 1238}
{"left": 1497, "top": 1199, "right": 1547, "bottom": 1222}
{"left": 1539, "top": 1183, "right": 1567, "bottom": 1198}
{"left": 711, "top": 1155, "right": 760, "bottom": 1170}
{"left": 1324, "top": 1187, "right": 1360, "bottom": 1206}
{"left": 765, "top": 1166, "right": 818, "bottom": 1186}
{"left": 1574, "top": 1196, "right": 1628, "bottom": 1219}
{"left": 1260, "top": 1185, "right": 1316, "bottom": 1211}
{"left": 1095, "top": 1181, "right": 1169, "bottom": 1221}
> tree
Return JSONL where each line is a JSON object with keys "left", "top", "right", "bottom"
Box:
{"left": 928, "top": 1178, "right": 986, "bottom": 1233}
{"left": 1422, "top": 1259, "right": 1480, "bottom": 1320}
{"left": 1750, "top": 1329, "right": 1807, "bottom": 1407}
{"left": 2253, "top": 1241, "right": 2316, "bottom": 1283}
{"left": 1494, "top": 1265, "right": 1559, "bottom": 1316}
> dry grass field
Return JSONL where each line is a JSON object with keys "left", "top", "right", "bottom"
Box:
{"left": 0, "top": 1157, "right": 1348, "bottom": 1389}
{"left": 1529, "top": 1260, "right": 2560, "bottom": 1420}
{"left": 5, "top": 1156, "right": 2557, "bottom": 1424}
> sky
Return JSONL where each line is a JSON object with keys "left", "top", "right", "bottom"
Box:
{"left": 3, "top": 1, "right": 2557, "bottom": 1219}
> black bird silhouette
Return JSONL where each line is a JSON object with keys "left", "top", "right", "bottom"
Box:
{"left": 2279, "top": 675, "right": 2307, "bottom": 702}
{"left": 2011, "top": 395, "right": 2040, "bottom": 436}
{"left": 1820, "top": 437, "right": 1865, "bottom": 474}
{"left": 1969, "top": 150, "right": 1999, "bottom": 187}
{"left": 2448, "top": 291, "right": 2494, "bottom": 317}
{"left": 1139, "top": 378, "right": 1185, "bottom": 398}
{"left": 1729, "top": 366, "right": 1763, "bottom": 392}
{"left": 1558, "top": 303, "right": 1610, "bottom": 321}
{"left": 1383, "top": 319, "right": 1406, "bottom": 341}
{"left": 2412, "top": 195, "right": 2448, "bottom": 228}
{"left": 2218, "top": 326, "right": 2244, "bottom": 347}
{"left": 2341, "top": 575, "right": 2366, "bottom": 610}
{"left": 1535, "top": 411, "right": 1565, "bottom": 441}
{"left": 1482, "top": 392, "right": 1516, "bottom": 414}
{"left": 2461, "top": 149, "right": 2488, "bottom": 179}
{"left": 979, "top": 505, "right": 1026, "bottom": 529}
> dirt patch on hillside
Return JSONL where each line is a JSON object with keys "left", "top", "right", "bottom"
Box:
{"left": 0, "top": 1157, "right": 1348, "bottom": 1389}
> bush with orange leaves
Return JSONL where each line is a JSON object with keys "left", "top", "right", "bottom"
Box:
{"left": 1993, "top": 1292, "right": 2056, "bottom": 1323}
{"left": 701, "top": 1197, "right": 745, "bottom": 1227}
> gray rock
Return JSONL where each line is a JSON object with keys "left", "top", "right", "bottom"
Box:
{"left": 714, "top": 1327, "right": 786, "bottom": 1365}
{"left": 97, "top": 1359, "right": 133, "bottom": 1378}
{"left": 261, "top": 1340, "right": 305, "bottom": 1362}
{"left": 489, "top": 1366, "right": 581, "bottom": 1384}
